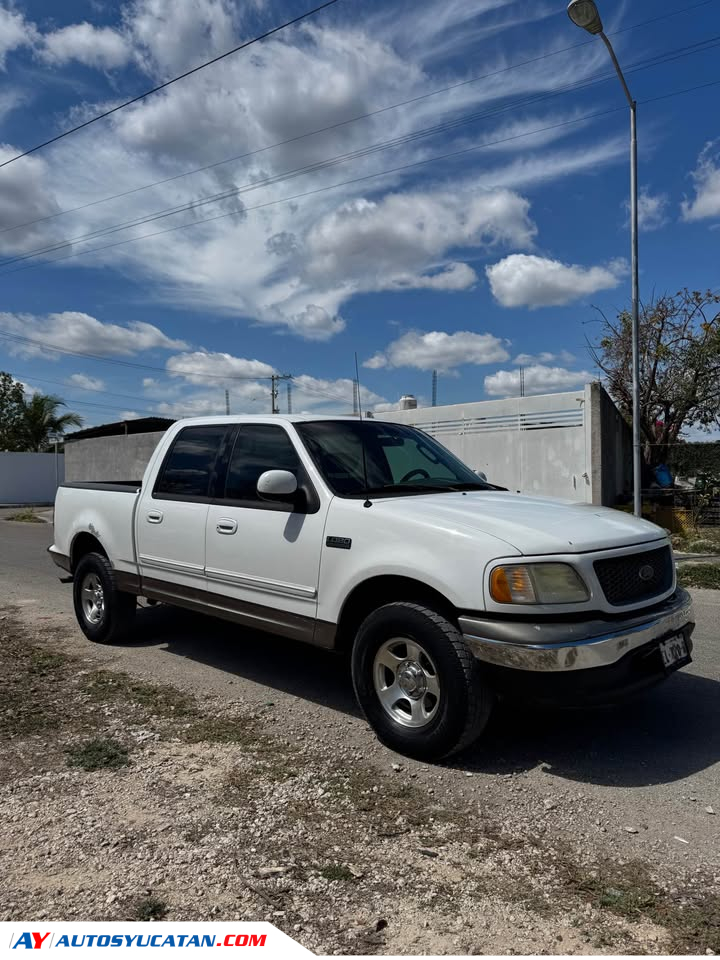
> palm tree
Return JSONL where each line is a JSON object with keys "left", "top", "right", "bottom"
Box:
{"left": 19, "top": 393, "right": 83, "bottom": 452}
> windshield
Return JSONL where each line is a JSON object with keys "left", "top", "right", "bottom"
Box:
{"left": 296, "top": 420, "right": 493, "bottom": 497}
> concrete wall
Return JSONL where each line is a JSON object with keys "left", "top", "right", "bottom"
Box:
{"left": 588, "top": 381, "right": 632, "bottom": 506}
{"left": 0, "top": 452, "right": 65, "bottom": 504}
{"left": 64, "top": 431, "right": 167, "bottom": 482}
{"left": 390, "top": 390, "right": 592, "bottom": 502}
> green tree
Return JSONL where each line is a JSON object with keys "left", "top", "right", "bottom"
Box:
{"left": 18, "top": 393, "right": 83, "bottom": 452}
{"left": 0, "top": 371, "right": 26, "bottom": 451}
{"left": 591, "top": 289, "right": 720, "bottom": 466}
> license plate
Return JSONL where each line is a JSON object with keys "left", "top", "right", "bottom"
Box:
{"left": 659, "top": 634, "right": 689, "bottom": 669}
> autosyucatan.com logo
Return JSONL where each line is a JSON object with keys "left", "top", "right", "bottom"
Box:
{"left": 0, "top": 921, "right": 310, "bottom": 957}
{"left": 10, "top": 933, "right": 267, "bottom": 950}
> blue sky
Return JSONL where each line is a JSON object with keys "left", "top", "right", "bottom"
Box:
{"left": 0, "top": 0, "right": 718, "bottom": 425}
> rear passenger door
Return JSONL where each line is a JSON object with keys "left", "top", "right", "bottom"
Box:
{"left": 204, "top": 423, "right": 329, "bottom": 641}
{"left": 136, "top": 424, "right": 229, "bottom": 594}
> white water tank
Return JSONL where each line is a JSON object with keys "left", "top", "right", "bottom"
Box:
{"left": 399, "top": 394, "right": 418, "bottom": 410}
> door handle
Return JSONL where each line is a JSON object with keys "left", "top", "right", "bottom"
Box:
{"left": 146, "top": 511, "right": 163, "bottom": 524}
{"left": 216, "top": 518, "right": 238, "bottom": 535}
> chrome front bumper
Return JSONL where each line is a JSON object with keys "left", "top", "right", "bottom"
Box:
{"left": 459, "top": 589, "right": 694, "bottom": 673}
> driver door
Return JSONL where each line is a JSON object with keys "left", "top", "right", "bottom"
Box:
{"left": 204, "top": 423, "right": 328, "bottom": 641}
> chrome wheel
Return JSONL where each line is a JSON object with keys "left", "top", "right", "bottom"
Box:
{"left": 373, "top": 637, "right": 441, "bottom": 729}
{"left": 81, "top": 572, "right": 105, "bottom": 625}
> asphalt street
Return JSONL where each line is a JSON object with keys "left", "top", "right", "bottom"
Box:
{"left": 1, "top": 515, "right": 719, "bottom": 874}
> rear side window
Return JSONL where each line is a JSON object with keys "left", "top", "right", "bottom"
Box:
{"left": 224, "top": 424, "right": 300, "bottom": 502}
{"left": 154, "top": 426, "right": 227, "bottom": 499}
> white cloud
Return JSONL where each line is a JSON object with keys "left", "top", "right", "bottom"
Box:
{"left": 365, "top": 330, "right": 509, "bottom": 373}
{"left": 681, "top": 140, "right": 720, "bottom": 222}
{"left": 0, "top": 311, "right": 188, "bottom": 359}
{"left": 0, "top": 145, "right": 62, "bottom": 254}
{"left": 484, "top": 363, "right": 592, "bottom": 397}
{"left": 513, "top": 350, "right": 575, "bottom": 365}
{"left": 0, "top": 6, "right": 37, "bottom": 68}
{"left": 633, "top": 189, "right": 669, "bottom": 232}
{"left": 165, "top": 351, "right": 276, "bottom": 386}
{"left": 149, "top": 372, "right": 385, "bottom": 418}
{"left": 41, "top": 23, "right": 132, "bottom": 69}
{"left": 67, "top": 373, "right": 105, "bottom": 391}
{"left": 486, "top": 254, "right": 626, "bottom": 308}
{"left": 126, "top": 0, "right": 238, "bottom": 76}
{"left": 305, "top": 189, "right": 536, "bottom": 290}
{"left": 285, "top": 305, "right": 345, "bottom": 341}
{"left": 384, "top": 262, "right": 478, "bottom": 292}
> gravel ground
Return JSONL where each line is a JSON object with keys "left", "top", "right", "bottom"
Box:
{"left": 1, "top": 599, "right": 720, "bottom": 956}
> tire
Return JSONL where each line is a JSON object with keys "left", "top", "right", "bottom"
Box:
{"left": 73, "top": 552, "right": 136, "bottom": 644}
{"left": 351, "top": 602, "right": 494, "bottom": 761}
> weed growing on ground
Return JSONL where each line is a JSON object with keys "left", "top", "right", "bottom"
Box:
{"left": 66, "top": 737, "right": 129, "bottom": 771}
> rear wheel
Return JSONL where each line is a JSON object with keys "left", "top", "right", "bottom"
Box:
{"left": 351, "top": 602, "right": 493, "bottom": 761}
{"left": 73, "top": 552, "right": 136, "bottom": 644}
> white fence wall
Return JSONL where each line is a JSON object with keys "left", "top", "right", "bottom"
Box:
{"left": 390, "top": 388, "right": 594, "bottom": 502}
{"left": 0, "top": 452, "right": 65, "bottom": 505}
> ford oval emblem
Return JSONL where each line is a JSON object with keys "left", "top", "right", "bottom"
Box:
{"left": 638, "top": 564, "right": 655, "bottom": 581}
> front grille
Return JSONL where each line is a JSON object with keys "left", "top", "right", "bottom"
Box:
{"left": 594, "top": 545, "right": 673, "bottom": 606}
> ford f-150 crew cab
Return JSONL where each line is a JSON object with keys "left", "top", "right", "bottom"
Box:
{"left": 50, "top": 415, "right": 695, "bottom": 760}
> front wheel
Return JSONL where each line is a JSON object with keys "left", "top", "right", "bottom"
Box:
{"left": 351, "top": 602, "right": 494, "bottom": 761}
{"left": 73, "top": 552, "right": 136, "bottom": 644}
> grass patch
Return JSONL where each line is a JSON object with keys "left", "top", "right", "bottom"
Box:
{"left": 4, "top": 509, "right": 44, "bottom": 523}
{"left": 557, "top": 857, "right": 720, "bottom": 953}
{"left": 0, "top": 614, "right": 76, "bottom": 739}
{"left": 673, "top": 529, "right": 720, "bottom": 555}
{"left": 66, "top": 737, "right": 130, "bottom": 771}
{"left": 132, "top": 896, "right": 168, "bottom": 921}
{"left": 181, "top": 716, "right": 256, "bottom": 745}
{"left": 320, "top": 864, "right": 355, "bottom": 882}
{"left": 677, "top": 563, "right": 720, "bottom": 590}
{"left": 82, "top": 670, "right": 197, "bottom": 718}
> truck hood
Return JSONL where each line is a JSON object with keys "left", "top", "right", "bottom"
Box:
{"left": 371, "top": 491, "right": 665, "bottom": 556}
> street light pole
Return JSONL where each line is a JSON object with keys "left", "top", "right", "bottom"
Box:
{"left": 567, "top": 1, "right": 642, "bottom": 517}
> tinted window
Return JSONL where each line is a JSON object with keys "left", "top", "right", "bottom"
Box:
{"left": 154, "top": 426, "right": 226, "bottom": 498}
{"left": 296, "top": 420, "right": 487, "bottom": 497}
{"left": 224, "top": 424, "right": 301, "bottom": 502}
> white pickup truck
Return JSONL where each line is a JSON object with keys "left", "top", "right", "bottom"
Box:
{"left": 50, "top": 415, "right": 695, "bottom": 760}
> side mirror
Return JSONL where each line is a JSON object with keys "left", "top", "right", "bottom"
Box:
{"left": 257, "top": 469, "right": 298, "bottom": 500}
{"left": 475, "top": 470, "right": 488, "bottom": 482}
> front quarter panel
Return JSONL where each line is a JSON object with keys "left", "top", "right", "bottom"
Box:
{"left": 316, "top": 497, "right": 521, "bottom": 623}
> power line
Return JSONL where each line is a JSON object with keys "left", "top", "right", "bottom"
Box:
{"left": 3, "top": 36, "right": 717, "bottom": 272}
{"left": 0, "top": 328, "right": 278, "bottom": 381}
{"left": 2, "top": 74, "right": 719, "bottom": 279}
{"left": 12, "top": 371, "right": 162, "bottom": 404}
{"left": 0, "top": 0, "right": 710, "bottom": 236}
{"left": 3, "top": 32, "right": 718, "bottom": 270}
{"left": 0, "top": 0, "right": 342, "bottom": 172}
{"left": 4, "top": 340, "right": 355, "bottom": 408}
{"left": 0, "top": 35, "right": 720, "bottom": 267}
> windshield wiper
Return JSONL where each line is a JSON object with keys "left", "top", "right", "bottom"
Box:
{"left": 362, "top": 480, "right": 502, "bottom": 495}
{"left": 363, "top": 482, "right": 464, "bottom": 494}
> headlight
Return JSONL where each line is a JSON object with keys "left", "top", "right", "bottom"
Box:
{"left": 489, "top": 563, "right": 589, "bottom": 604}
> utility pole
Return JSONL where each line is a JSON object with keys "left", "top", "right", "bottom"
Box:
{"left": 431, "top": 370, "right": 438, "bottom": 407}
{"left": 270, "top": 373, "right": 292, "bottom": 414}
{"left": 567, "top": 0, "right": 642, "bottom": 516}
{"left": 224, "top": 389, "right": 230, "bottom": 415}
{"left": 352, "top": 379, "right": 359, "bottom": 416}
{"left": 519, "top": 367, "right": 525, "bottom": 397}
{"left": 287, "top": 380, "right": 292, "bottom": 414}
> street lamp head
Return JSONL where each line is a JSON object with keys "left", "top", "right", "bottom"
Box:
{"left": 567, "top": 0, "right": 604, "bottom": 34}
